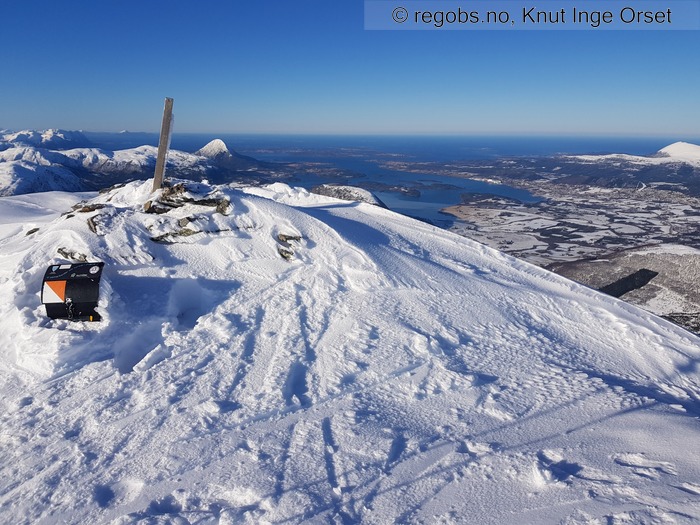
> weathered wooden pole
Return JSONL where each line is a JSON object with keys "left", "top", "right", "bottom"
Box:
{"left": 152, "top": 97, "right": 174, "bottom": 192}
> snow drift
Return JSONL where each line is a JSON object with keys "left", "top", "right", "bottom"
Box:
{"left": 0, "top": 180, "right": 698, "bottom": 524}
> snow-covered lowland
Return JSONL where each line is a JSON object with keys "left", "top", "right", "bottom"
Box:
{"left": 0, "top": 178, "right": 699, "bottom": 524}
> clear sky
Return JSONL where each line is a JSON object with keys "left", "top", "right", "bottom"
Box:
{"left": 2, "top": 0, "right": 699, "bottom": 135}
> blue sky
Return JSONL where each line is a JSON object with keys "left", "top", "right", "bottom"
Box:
{"left": 2, "top": 0, "right": 699, "bottom": 135}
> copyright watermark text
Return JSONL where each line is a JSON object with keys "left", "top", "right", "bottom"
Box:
{"left": 365, "top": 0, "right": 700, "bottom": 30}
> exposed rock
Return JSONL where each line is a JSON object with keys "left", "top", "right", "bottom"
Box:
{"left": 150, "top": 228, "right": 198, "bottom": 244}
{"left": 73, "top": 203, "right": 106, "bottom": 213}
{"left": 277, "top": 246, "right": 295, "bottom": 260}
{"left": 276, "top": 233, "right": 302, "bottom": 260}
{"left": 150, "top": 227, "right": 232, "bottom": 244}
{"left": 147, "top": 181, "right": 231, "bottom": 214}
{"left": 87, "top": 215, "right": 99, "bottom": 234}
{"left": 216, "top": 198, "right": 231, "bottom": 215}
{"left": 311, "top": 184, "right": 387, "bottom": 208}
{"left": 57, "top": 247, "right": 88, "bottom": 262}
{"left": 143, "top": 200, "right": 171, "bottom": 215}
{"left": 278, "top": 233, "right": 302, "bottom": 244}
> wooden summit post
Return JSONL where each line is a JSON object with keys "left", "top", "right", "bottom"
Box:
{"left": 152, "top": 97, "right": 174, "bottom": 192}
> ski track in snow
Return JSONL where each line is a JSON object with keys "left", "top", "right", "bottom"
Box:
{"left": 0, "top": 181, "right": 698, "bottom": 524}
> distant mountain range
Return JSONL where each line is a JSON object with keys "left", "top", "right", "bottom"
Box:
{"left": 0, "top": 130, "right": 278, "bottom": 196}
{"left": 0, "top": 129, "right": 93, "bottom": 150}
{"left": 2, "top": 130, "right": 700, "bottom": 198}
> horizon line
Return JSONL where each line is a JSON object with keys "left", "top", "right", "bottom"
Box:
{"left": 5, "top": 129, "right": 698, "bottom": 140}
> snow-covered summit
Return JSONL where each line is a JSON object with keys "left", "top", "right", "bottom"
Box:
{"left": 194, "top": 139, "right": 266, "bottom": 172}
{"left": 573, "top": 140, "right": 700, "bottom": 168}
{"left": 195, "top": 138, "right": 232, "bottom": 159}
{"left": 0, "top": 179, "right": 698, "bottom": 523}
{"left": 658, "top": 141, "right": 700, "bottom": 165}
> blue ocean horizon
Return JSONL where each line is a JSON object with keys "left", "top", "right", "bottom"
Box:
{"left": 85, "top": 132, "right": 696, "bottom": 160}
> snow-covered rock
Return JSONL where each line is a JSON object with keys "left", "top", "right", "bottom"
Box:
{"left": 0, "top": 180, "right": 698, "bottom": 524}
{"left": 311, "top": 183, "right": 387, "bottom": 207}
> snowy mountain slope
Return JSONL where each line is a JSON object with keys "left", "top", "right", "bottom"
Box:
{"left": 0, "top": 144, "right": 202, "bottom": 196}
{"left": 0, "top": 147, "right": 85, "bottom": 196}
{"left": 0, "top": 181, "right": 699, "bottom": 524}
{"left": 63, "top": 145, "right": 210, "bottom": 177}
{"left": 574, "top": 141, "right": 700, "bottom": 168}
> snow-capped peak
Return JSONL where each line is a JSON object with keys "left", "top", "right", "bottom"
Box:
{"left": 195, "top": 139, "right": 232, "bottom": 159}
{"left": 573, "top": 140, "right": 700, "bottom": 168}
{"left": 658, "top": 141, "right": 700, "bottom": 164}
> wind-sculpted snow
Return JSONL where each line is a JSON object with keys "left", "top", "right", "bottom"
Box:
{"left": 0, "top": 181, "right": 698, "bottom": 524}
